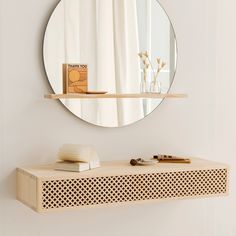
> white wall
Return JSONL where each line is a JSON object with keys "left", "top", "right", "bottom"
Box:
{"left": 0, "top": 0, "right": 235, "bottom": 235}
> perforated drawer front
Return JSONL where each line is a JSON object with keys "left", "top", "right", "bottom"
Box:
{"left": 41, "top": 168, "right": 228, "bottom": 211}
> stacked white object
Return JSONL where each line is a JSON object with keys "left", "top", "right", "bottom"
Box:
{"left": 54, "top": 144, "right": 100, "bottom": 172}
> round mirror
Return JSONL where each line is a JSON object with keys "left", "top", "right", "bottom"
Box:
{"left": 43, "top": 0, "right": 177, "bottom": 127}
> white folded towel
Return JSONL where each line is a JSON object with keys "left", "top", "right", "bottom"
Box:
{"left": 58, "top": 144, "right": 99, "bottom": 163}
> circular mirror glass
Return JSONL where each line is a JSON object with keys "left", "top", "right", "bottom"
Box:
{"left": 43, "top": 0, "right": 177, "bottom": 127}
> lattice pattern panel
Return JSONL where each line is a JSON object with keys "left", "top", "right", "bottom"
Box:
{"left": 41, "top": 169, "right": 227, "bottom": 210}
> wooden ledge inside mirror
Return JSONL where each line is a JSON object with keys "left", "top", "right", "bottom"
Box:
{"left": 44, "top": 93, "right": 187, "bottom": 100}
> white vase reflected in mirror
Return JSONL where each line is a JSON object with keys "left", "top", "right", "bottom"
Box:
{"left": 150, "top": 81, "right": 162, "bottom": 93}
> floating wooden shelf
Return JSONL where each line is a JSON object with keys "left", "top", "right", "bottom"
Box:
{"left": 44, "top": 93, "right": 187, "bottom": 100}
{"left": 16, "top": 158, "right": 228, "bottom": 213}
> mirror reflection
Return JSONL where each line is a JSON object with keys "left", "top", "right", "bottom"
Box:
{"left": 43, "top": 0, "right": 177, "bottom": 127}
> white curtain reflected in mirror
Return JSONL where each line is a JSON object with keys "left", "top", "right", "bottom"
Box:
{"left": 43, "top": 0, "right": 177, "bottom": 127}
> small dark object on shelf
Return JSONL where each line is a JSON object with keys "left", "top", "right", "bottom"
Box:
{"left": 130, "top": 158, "right": 141, "bottom": 166}
{"left": 153, "top": 155, "right": 191, "bottom": 164}
{"left": 130, "top": 158, "right": 157, "bottom": 166}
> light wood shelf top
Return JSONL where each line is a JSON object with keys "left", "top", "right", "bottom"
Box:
{"left": 18, "top": 158, "right": 227, "bottom": 180}
{"left": 44, "top": 93, "right": 187, "bottom": 100}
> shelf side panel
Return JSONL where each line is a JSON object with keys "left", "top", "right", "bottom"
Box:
{"left": 17, "top": 169, "right": 38, "bottom": 211}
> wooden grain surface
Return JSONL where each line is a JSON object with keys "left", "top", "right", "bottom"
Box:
{"left": 44, "top": 93, "right": 187, "bottom": 100}
{"left": 17, "top": 158, "right": 228, "bottom": 180}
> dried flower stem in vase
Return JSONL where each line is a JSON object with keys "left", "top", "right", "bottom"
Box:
{"left": 138, "top": 51, "right": 167, "bottom": 93}
{"left": 138, "top": 52, "right": 150, "bottom": 82}
{"left": 153, "top": 58, "right": 166, "bottom": 85}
